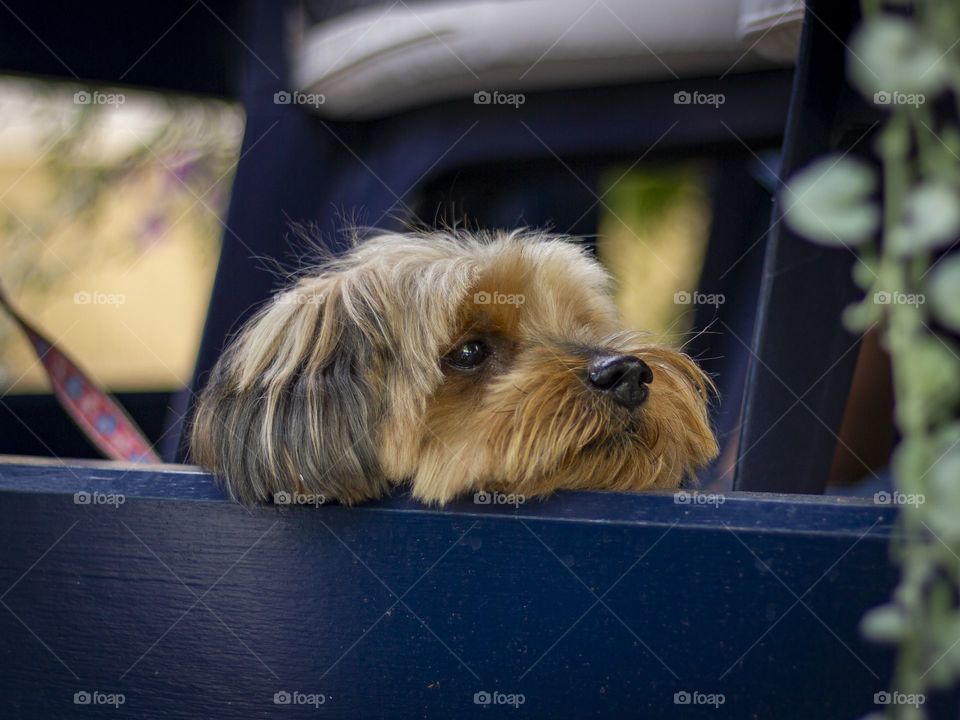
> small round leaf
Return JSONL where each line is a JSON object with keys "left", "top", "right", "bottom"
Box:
{"left": 784, "top": 156, "right": 879, "bottom": 247}
{"left": 849, "top": 18, "right": 948, "bottom": 97}
{"left": 929, "top": 254, "right": 960, "bottom": 331}
{"left": 890, "top": 183, "right": 960, "bottom": 256}
{"left": 861, "top": 604, "right": 905, "bottom": 642}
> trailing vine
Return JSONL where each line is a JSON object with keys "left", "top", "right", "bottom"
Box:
{"left": 784, "top": 3, "right": 960, "bottom": 717}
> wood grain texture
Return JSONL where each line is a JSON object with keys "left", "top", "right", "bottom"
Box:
{"left": 0, "top": 458, "right": 935, "bottom": 718}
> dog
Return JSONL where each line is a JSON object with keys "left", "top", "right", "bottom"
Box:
{"left": 190, "top": 230, "right": 718, "bottom": 505}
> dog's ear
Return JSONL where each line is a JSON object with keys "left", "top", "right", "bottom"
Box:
{"left": 189, "top": 274, "right": 391, "bottom": 504}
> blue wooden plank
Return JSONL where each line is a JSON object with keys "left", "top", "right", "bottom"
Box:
{"left": 0, "top": 458, "right": 948, "bottom": 718}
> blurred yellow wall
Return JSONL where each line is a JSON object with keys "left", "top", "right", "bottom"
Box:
{"left": 0, "top": 80, "right": 233, "bottom": 392}
{"left": 1, "top": 190, "right": 218, "bottom": 392}
{"left": 597, "top": 164, "right": 710, "bottom": 342}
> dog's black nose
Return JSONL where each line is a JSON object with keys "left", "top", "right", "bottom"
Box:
{"left": 587, "top": 355, "right": 653, "bottom": 409}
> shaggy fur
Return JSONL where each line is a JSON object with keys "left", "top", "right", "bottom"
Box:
{"left": 190, "top": 230, "right": 718, "bottom": 505}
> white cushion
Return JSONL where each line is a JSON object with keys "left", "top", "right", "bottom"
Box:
{"left": 292, "top": 0, "right": 804, "bottom": 118}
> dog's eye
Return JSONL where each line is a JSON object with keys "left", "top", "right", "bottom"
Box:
{"left": 445, "top": 340, "right": 489, "bottom": 370}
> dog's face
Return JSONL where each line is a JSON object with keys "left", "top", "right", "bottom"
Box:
{"left": 191, "top": 232, "right": 717, "bottom": 505}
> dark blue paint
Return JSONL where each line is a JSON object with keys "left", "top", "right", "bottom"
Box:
{"left": 0, "top": 457, "right": 953, "bottom": 718}
{"left": 736, "top": 0, "right": 869, "bottom": 494}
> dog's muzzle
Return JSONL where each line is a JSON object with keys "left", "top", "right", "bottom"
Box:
{"left": 587, "top": 354, "right": 653, "bottom": 410}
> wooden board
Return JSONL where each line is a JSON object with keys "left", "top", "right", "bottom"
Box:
{"left": 0, "top": 457, "right": 937, "bottom": 718}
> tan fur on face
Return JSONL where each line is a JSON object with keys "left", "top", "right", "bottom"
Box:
{"left": 190, "top": 231, "right": 718, "bottom": 505}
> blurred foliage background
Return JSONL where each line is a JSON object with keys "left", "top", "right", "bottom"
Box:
{"left": 597, "top": 162, "right": 709, "bottom": 338}
{"left": 0, "top": 77, "right": 241, "bottom": 391}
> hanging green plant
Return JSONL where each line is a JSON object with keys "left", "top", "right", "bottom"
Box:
{"left": 784, "top": 3, "right": 960, "bottom": 717}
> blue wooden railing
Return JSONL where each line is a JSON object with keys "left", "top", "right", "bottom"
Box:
{"left": 0, "top": 456, "right": 924, "bottom": 718}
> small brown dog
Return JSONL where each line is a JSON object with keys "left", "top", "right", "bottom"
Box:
{"left": 190, "top": 231, "right": 717, "bottom": 505}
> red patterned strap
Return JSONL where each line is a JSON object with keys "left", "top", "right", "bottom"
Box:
{"left": 0, "top": 285, "right": 161, "bottom": 464}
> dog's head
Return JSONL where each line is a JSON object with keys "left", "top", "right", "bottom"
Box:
{"left": 191, "top": 231, "right": 718, "bottom": 504}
